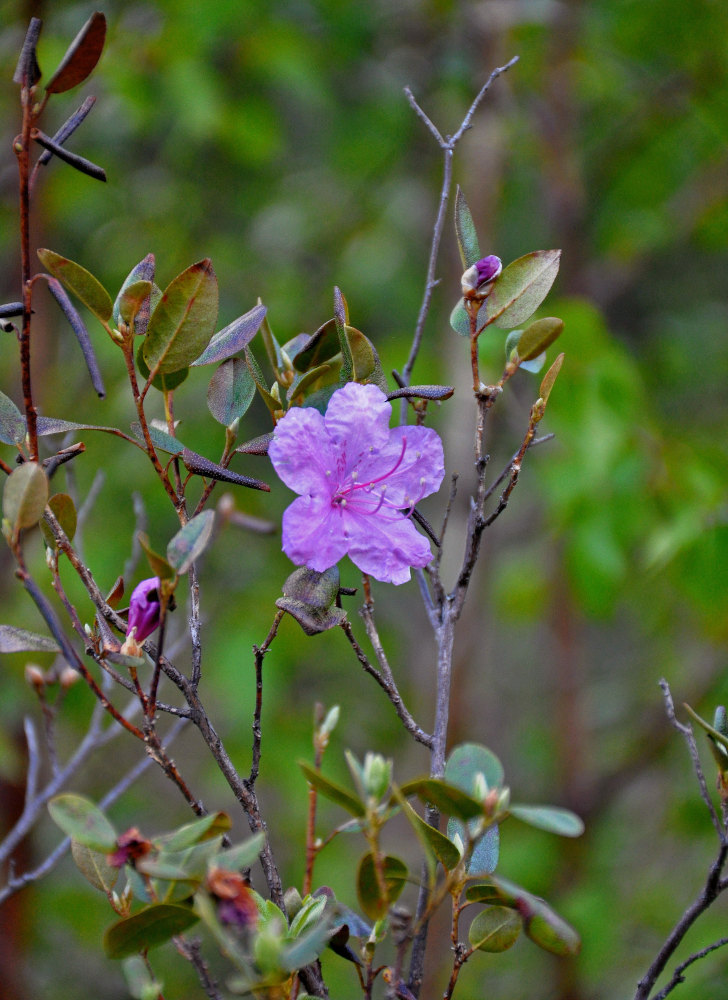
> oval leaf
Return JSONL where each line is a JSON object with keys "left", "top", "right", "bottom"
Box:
{"left": 136, "top": 341, "right": 189, "bottom": 393}
{"left": 48, "top": 793, "right": 117, "bottom": 851}
{"left": 113, "top": 254, "right": 156, "bottom": 333}
{"left": 211, "top": 831, "right": 266, "bottom": 872}
{"left": 143, "top": 259, "right": 218, "bottom": 375}
{"left": 3, "top": 462, "right": 49, "bottom": 531}
{"left": 524, "top": 899, "right": 581, "bottom": 957}
{"left": 166, "top": 510, "right": 215, "bottom": 574}
{"left": 71, "top": 840, "right": 119, "bottom": 894}
{"left": 103, "top": 903, "right": 198, "bottom": 960}
{"left": 45, "top": 12, "right": 106, "bottom": 94}
{"left": 207, "top": 358, "right": 256, "bottom": 425}
{"left": 447, "top": 819, "right": 499, "bottom": 875}
{"left": 517, "top": 317, "right": 563, "bottom": 362}
{"left": 356, "top": 853, "right": 408, "bottom": 921}
{"left": 398, "top": 793, "right": 461, "bottom": 872}
{"left": 399, "top": 778, "right": 484, "bottom": 821}
{"left": 138, "top": 532, "right": 175, "bottom": 581}
{"left": 130, "top": 420, "right": 184, "bottom": 456}
{"left": 0, "top": 625, "right": 59, "bottom": 653}
{"left": 445, "top": 743, "right": 504, "bottom": 795}
{"left": 298, "top": 761, "right": 365, "bottom": 817}
{"left": 508, "top": 805, "right": 584, "bottom": 837}
{"left": 0, "top": 390, "right": 26, "bottom": 444}
{"left": 485, "top": 250, "right": 561, "bottom": 329}
{"left": 158, "top": 812, "right": 232, "bottom": 851}
{"left": 468, "top": 906, "right": 521, "bottom": 952}
{"left": 455, "top": 186, "right": 482, "bottom": 269}
{"left": 40, "top": 492, "right": 77, "bottom": 548}
{"left": 192, "top": 303, "right": 267, "bottom": 366}
{"left": 37, "top": 249, "right": 112, "bottom": 323}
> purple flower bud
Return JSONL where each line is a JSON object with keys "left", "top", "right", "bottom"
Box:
{"left": 126, "top": 577, "right": 161, "bottom": 642}
{"left": 461, "top": 255, "right": 502, "bottom": 297}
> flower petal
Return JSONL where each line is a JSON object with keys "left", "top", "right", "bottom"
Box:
{"left": 281, "top": 495, "right": 349, "bottom": 572}
{"left": 344, "top": 507, "right": 434, "bottom": 584}
{"left": 269, "top": 405, "right": 336, "bottom": 496}
{"left": 324, "top": 383, "right": 391, "bottom": 467}
{"left": 356, "top": 425, "right": 445, "bottom": 508}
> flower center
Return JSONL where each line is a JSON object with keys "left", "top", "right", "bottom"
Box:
{"left": 331, "top": 436, "right": 426, "bottom": 519}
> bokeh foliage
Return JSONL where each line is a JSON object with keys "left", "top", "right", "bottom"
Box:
{"left": 0, "top": 0, "right": 727, "bottom": 998}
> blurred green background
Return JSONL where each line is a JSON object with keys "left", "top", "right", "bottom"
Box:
{"left": 1, "top": 0, "right": 727, "bottom": 997}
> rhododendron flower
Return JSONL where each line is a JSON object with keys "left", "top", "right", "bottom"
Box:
{"left": 269, "top": 382, "right": 445, "bottom": 585}
{"left": 125, "top": 577, "right": 161, "bottom": 643}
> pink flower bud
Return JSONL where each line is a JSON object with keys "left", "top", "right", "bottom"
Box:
{"left": 126, "top": 577, "right": 161, "bottom": 642}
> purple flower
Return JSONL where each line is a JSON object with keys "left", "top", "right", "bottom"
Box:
{"left": 461, "top": 255, "right": 502, "bottom": 297}
{"left": 269, "top": 383, "right": 445, "bottom": 585}
{"left": 126, "top": 577, "right": 161, "bottom": 642}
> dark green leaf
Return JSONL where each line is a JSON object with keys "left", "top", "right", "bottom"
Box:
{"left": 245, "top": 347, "right": 282, "bottom": 415}
{"left": 143, "top": 259, "right": 218, "bottom": 375}
{"left": 356, "top": 853, "right": 408, "bottom": 921}
{"left": 138, "top": 532, "right": 175, "bottom": 581}
{"left": 192, "top": 303, "right": 266, "bottom": 366}
{"left": 3, "top": 462, "right": 49, "bottom": 530}
{"left": 276, "top": 598, "right": 347, "bottom": 635}
{"left": 166, "top": 510, "right": 215, "bottom": 574}
{"left": 103, "top": 903, "right": 198, "bottom": 960}
{"left": 136, "top": 340, "right": 189, "bottom": 393}
{"left": 45, "top": 12, "right": 106, "bottom": 94}
{"left": 207, "top": 358, "right": 256, "bottom": 425}
{"left": 298, "top": 761, "right": 365, "bottom": 817}
{"left": 468, "top": 906, "right": 521, "bottom": 952}
{"left": 281, "top": 567, "right": 340, "bottom": 610}
{"left": 396, "top": 790, "right": 461, "bottom": 873}
{"left": 508, "top": 805, "right": 584, "bottom": 837}
{"left": 524, "top": 901, "right": 581, "bottom": 957}
{"left": 485, "top": 250, "right": 561, "bottom": 329}
{"left": 346, "top": 327, "right": 387, "bottom": 390}
{"left": 0, "top": 625, "right": 59, "bottom": 653}
{"left": 181, "top": 449, "right": 270, "bottom": 492}
{"left": 37, "top": 249, "right": 113, "bottom": 323}
{"left": 455, "top": 187, "right": 482, "bottom": 269}
{"left": 399, "top": 778, "right": 484, "bottom": 821}
{"left": 292, "top": 318, "right": 341, "bottom": 372}
{"left": 48, "top": 793, "right": 117, "bottom": 851}
{"left": 333, "top": 288, "right": 353, "bottom": 383}
{"left": 130, "top": 420, "right": 184, "bottom": 456}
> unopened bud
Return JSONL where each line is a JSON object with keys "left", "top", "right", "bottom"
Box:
{"left": 461, "top": 255, "right": 502, "bottom": 300}
{"left": 25, "top": 663, "right": 45, "bottom": 689}
{"left": 363, "top": 751, "right": 391, "bottom": 801}
{"left": 59, "top": 666, "right": 79, "bottom": 689}
{"left": 125, "top": 577, "right": 161, "bottom": 643}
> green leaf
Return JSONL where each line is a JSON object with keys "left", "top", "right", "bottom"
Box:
{"left": 143, "top": 259, "right": 218, "bottom": 375}
{"left": 181, "top": 449, "right": 270, "bottom": 492}
{"left": 281, "top": 919, "right": 334, "bottom": 971}
{"left": 508, "top": 805, "right": 584, "bottom": 837}
{"left": 122, "top": 955, "right": 163, "bottom": 1000}
{"left": 356, "top": 853, "right": 407, "bottom": 921}
{"left": 40, "top": 492, "right": 77, "bottom": 548}
{"left": 0, "top": 625, "right": 59, "bottom": 653}
{"left": 211, "top": 831, "right": 266, "bottom": 872}
{"left": 157, "top": 812, "right": 232, "bottom": 851}
{"left": 298, "top": 761, "right": 365, "bottom": 817}
{"left": 485, "top": 250, "right": 561, "bottom": 329}
{"left": 103, "top": 903, "right": 198, "bottom": 960}
{"left": 166, "top": 510, "right": 215, "bottom": 574}
{"left": 3, "top": 463, "right": 49, "bottom": 531}
{"left": 118, "top": 280, "right": 153, "bottom": 327}
{"left": 333, "top": 287, "right": 354, "bottom": 383}
{"left": 245, "top": 347, "right": 282, "bottom": 415}
{"left": 207, "top": 358, "right": 256, "bottom": 425}
{"left": 71, "top": 840, "right": 119, "bottom": 894}
{"left": 45, "top": 12, "right": 106, "bottom": 94}
{"left": 346, "top": 328, "right": 387, "bottom": 390}
{"left": 289, "top": 895, "right": 327, "bottom": 939}
{"left": 37, "top": 249, "right": 113, "bottom": 323}
{"left": 516, "top": 317, "right": 564, "bottom": 363}
{"left": 138, "top": 532, "right": 175, "bottom": 581}
{"left": 130, "top": 421, "right": 184, "bottom": 456}
{"left": 454, "top": 187, "right": 482, "bottom": 269}
{"left": 35, "top": 416, "right": 122, "bottom": 437}
{"left": 399, "top": 778, "right": 484, "bottom": 821}
{"left": 468, "top": 906, "right": 521, "bottom": 952}
{"left": 539, "top": 352, "right": 564, "bottom": 403}
{"left": 684, "top": 703, "right": 728, "bottom": 754}
{"left": 48, "top": 793, "right": 117, "bottom": 851}
{"left": 192, "top": 303, "right": 266, "bottom": 366}
{"left": 0, "top": 390, "right": 26, "bottom": 444}
{"left": 136, "top": 340, "right": 189, "bottom": 393}
{"left": 395, "top": 788, "right": 461, "bottom": 874}
{"left": 445, "top": 743, "right": 504, "bottom": 794}
{"left": 523, "top": 900, "right": 581, "bottom": 957}
{"left": 450, "top": 296, "right": 491, "bottom": 338}
{"left": 292, "top": 318, "right": 340, "bottom": 372}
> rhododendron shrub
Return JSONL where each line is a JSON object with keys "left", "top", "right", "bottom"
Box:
{"left": 1, "top": 12, "right": 723, "bottom": 1000}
